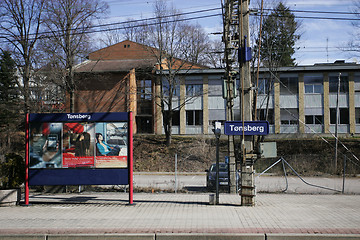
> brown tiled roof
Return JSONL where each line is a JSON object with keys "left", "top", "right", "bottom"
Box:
{"left": 75, "top": 40, "right": 209, "bottom": 73}
{"left": 75, "top": 59, "right": 157, "bottom": 73}
{"left": 89, "top": 40, "right": 159, "bottom": 61}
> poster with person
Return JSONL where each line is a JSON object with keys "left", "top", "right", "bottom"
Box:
{"left": 95, "top": 122, "right": 128, "bottom": 168}
{"left": 62, "top": 123, "right": 95, "bottom": 168}
{"left": 28, "top": 113, "right": 128, "bottom": 169}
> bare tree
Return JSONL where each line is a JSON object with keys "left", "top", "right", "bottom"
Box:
{"left": 177, "top": 23, "right": 211, "bottom": 66}
{"left": 99, "top": 17, "right": 149, "bottom": 47}
{"left": 0, "top": 0, "right": 45, "bottom": 114}
{"left": 99, "top": 25, "right": 123, "bottom": 47}
{"left": 346, "top": 0, "right": 360, "bottom": 56}
{"left": 123, "top": 17, "right": 150, "bottom": 43}
{"left": 41, "top": 0, "right": 108, "bottom": 112}
{"left": 139, "top": 0, "right": 210, "bottom": 146}
{"left": 205, "top": 39, "right": 224, "bottom": 68}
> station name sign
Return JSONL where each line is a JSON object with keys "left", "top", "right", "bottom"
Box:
{"left": 224, "top": 121, "right": 269, "bottom": 136}
{"left": 29, "top": 112, "right": 128, "bottom": 122}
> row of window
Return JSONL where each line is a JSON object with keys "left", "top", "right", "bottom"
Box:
{"left": 152, "top": 74, "right": 358, "bottom": 99}
{"left": 258, "top": 74, "right": 354, "bottom": 95}
{"left": 255, "top": 108, "right": 360, "bottom": 125}
{"left": 162, "top": 82, "right": 203, "bottom": 97}
{"left": 164, "top": 110, "right": 203, "bottom": 126}
{"left": 164, "top": 110, "right": 360, "bottom": 127}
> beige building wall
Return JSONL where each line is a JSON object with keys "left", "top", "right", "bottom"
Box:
{"left": 180, "top": 76, "right": 186, "bottom": 135}
{"left": 203, "top": 75, "right": 209, "bottom": 134}
{"left": 323, "top": 73, "right": 330, "bottom": 133}
{"left": 349, "top": 72, "right": 356, "bottom": 134}
{"left": 298, "top": 73, "right": 305, "bottom": 133}
{"left": 274, "top": 80, "right": 280, "bottom": 134}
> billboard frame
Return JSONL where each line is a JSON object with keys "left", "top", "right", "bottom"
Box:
{"left": 25, "top": 112, "right": 134, "bottom": 205}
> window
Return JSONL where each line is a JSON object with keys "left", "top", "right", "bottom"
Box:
{"left": 137, "top": 79, "right": 152, "bottom": 115}
{"left": 329, "top": 75, "right": 348, "bottom": 93}
{"left": 305, "top": 115, "right": 323, "bottom": 124}
{"left": 356, "top": 108, "right": 360, "bottom": 124}
{"left": 208, "top": 80, "right": 222, "bottom": 96}
{"left": 186, "top": 84, "right": 202, "bottom": 97}
{"left": 162, "top": 80, "right": 180, "bottom": 97}
{"left": 139, "top": 79, "right": 152, "bottom": 100}
{"left": 280, "top": 76, "right": 298, "bottom": 95}
{"left": 280, "top": 108, "right": 298, "bottom": 125}
{"left": 258, "top": 78, "right": 273, "bottom": 95}
{"left": 281, "top": 119, "right": 298, "bottom": 125}
{"left": 257, "top": 109, "right": 274, "bottom": 124}
{"left": 304, "top": 74, "right": 323, "bottom": 94}
{"left": 330, "top": 108, "right": 349, "bottom": 124}
{"left": 164, "top": 110, "right": 180, "bottom": 126}
{"left": 355, "top": 74, "right": 360, "bottom": 92}
{"left": 186, "top": 110, "right": 203, "bottom": 125}
{"left": 305, "top": 84, "right": 323, "bottom": 94}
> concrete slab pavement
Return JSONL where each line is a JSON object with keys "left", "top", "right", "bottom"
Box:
{"left": 0, "top": 192, "right": 359, "bottom": 239}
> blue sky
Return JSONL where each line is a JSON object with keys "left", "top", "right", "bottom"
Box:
{"left": 103, "top": 0, "right": 358, "bottom": 65}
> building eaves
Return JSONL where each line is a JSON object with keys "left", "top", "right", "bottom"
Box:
{"left": 157, "top": 62, "right": 360, "bottom": 75}
{"left": 74, "top": 59, "right": 157, "bottom": 73}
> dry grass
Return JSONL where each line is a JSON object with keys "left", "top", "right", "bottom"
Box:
{"left": 133, "top": 135, "right": 360, "bottom": 176}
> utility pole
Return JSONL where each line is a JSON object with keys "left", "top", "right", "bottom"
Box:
{"left": 222, "top": 0, "right": 240, "bottom": 194}
{"left": 239, "top": 0, "right": 255, "bottom": 207}
{"left": 222, "top": 0, "right": 255, "bottom": 205}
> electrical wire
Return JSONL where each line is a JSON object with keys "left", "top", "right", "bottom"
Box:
{"left": 2, "top": 5, "right": 360, "bottom": 43}
{"left": 256, "top": 157, "right": 343, "bottom": 193}
{"left": 255, "top": 8, "right": 360, "bottom": 16}
{"left": 0, "top": 12, "right": 223, "bottom": 44}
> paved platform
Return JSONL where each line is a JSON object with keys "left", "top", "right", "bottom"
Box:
{"left": 0, "top": 192, "right": 359, "bottom": 239}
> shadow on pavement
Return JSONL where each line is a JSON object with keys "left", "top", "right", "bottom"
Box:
{"left": 25, "top": 192, "right": 240, "bottom": 207}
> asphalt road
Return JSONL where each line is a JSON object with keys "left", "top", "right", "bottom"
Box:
{"left": 133, "top": 172, "right": 360, "bottom": 194}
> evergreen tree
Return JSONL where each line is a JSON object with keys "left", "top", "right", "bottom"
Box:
{"left": 0, "top": 51, "right": 17, "bottom": 105}
{"left": 0, "top": 51, "right": 20, "bottom": 155}
{"left": 259, "top": 2, "right": 300, "bottom": 68}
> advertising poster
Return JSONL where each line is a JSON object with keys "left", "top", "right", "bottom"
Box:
{"left": 29, "top": 117, "right": 128, "bottom": 169}
{"left": 29, "top": 122, "right": 62, "bottom": 168}
{"left": 62, "top": 123, "right": 95, "bottom": 168}
{"left": 95, "top": 122, "right": 128, "bottom": 168}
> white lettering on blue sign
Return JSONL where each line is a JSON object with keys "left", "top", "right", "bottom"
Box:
{"left": 67, "top": 114, "right": 91, "bottom": 120}
{"left": 229, "top": 124, "right": 264, "bottom": 133}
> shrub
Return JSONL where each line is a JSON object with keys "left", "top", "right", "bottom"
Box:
{"left": 0, "top": 153, "right": 25, "bottom": 189}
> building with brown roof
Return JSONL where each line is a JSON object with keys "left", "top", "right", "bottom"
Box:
{"left": 72, "top": 40, "right": 207, "bottom": 134}
{"left": 71, "top": 41, "right": 360, "bottom": 137}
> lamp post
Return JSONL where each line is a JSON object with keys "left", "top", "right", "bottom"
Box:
{"left": 213, "top": 121, "right": 221, "bottom": 204}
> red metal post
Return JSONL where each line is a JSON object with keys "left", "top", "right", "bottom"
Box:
{"left": 129, "top": 111, "right": 133, "bottom": 204}
{"left": 25, "top": 113, "right": 29, "bottom": 205}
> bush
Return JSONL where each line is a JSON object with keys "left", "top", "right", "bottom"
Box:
{"left": 0, "top": 153, "right": 25, "bottom": 189}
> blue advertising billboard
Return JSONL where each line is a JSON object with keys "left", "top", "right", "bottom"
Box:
{"left": 224, "top": 121, "right": 269, "bottom": 136}
{"left": 27, "top": 112, "right": 131, "bottom": 186}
